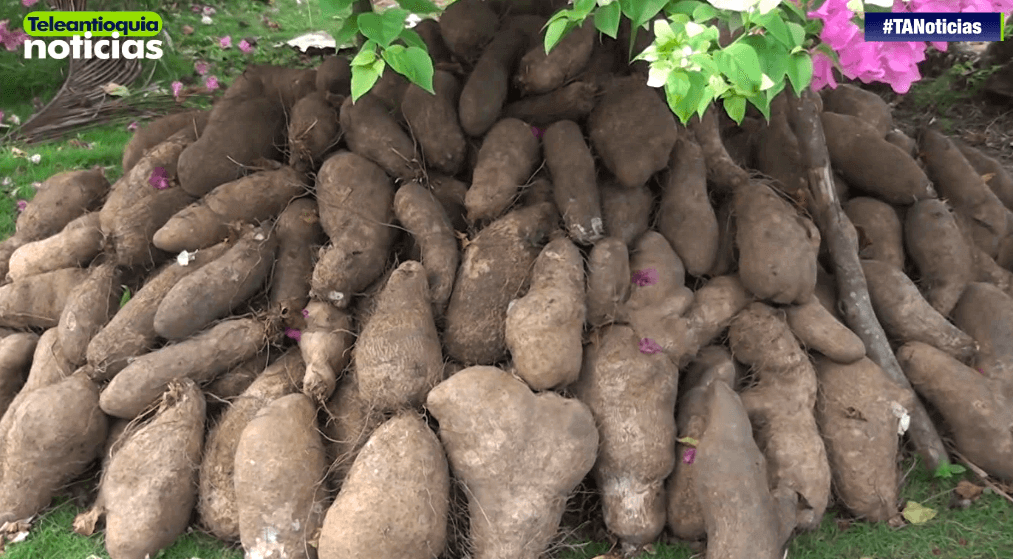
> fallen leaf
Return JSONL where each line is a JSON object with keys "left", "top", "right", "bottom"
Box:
{"left": 902, "top": 501, "right": 937, "bottom": 524}
{"left": 181, "top": 24, "right": 194, "bottom": 35}
{"left": 10, "top": 147, "right": 25, "bottom": 156}
{"left": 955, "top": 480, "right": 984, "bottom": 501}
{"left": 101, "top": 82, "right": 130, "bottom": 97}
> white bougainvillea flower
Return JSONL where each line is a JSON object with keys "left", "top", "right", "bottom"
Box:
{"left": 707, "top": 0, "right": 757, "bottom": 12}
{"left": 29, "top": 154, "right": 40, "bottom": 164}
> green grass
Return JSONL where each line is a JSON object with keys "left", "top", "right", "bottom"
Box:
{"left": 2, "top": 499, "right": 243, "bottom": 559}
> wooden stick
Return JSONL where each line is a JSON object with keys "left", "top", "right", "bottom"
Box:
{"left": 952, "top": 450, "right": 1013, "bottom": 506}
{"left": 785, "top": 88, "right": 948, "bottom": 472}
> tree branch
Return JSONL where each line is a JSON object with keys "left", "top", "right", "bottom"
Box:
{"left": 785, "top": 88, "right": 948, "bottom": 472}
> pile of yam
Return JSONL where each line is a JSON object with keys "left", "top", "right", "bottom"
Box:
{"left": 2, "top": 3, "right": 1013, "bottom": 558}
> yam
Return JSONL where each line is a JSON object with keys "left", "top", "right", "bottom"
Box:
{"left": 954, "top": 139, "right": 1013, "bottom": 211}
{"left": 112, "top": 185, "right": 197, "bottom": 268}
{"left": 443, "top": 202, "right": 555, "bottom": 365}
{"left": 821, "top": 84, "right": 893, "bottom": 137}
{"left": 311, "top": 151, "right": 396, "bottom": 308}
{"left": 815, "top": 356, "right": 905, "bottom": 522}
{"left": 428, "top": 173, "right": 469, "bottom": 232}
{"left": 735, "top": 181, "right": 819, "bottom": 305}
{"left": 154, "top": 165, "right": 307, "bottom": 253}
{"left": 101, "top": 128, "right": 197, "bottom": 238}
{"left": 465, "top": 118, "right": 541, "bottom": 224}
{"left": 231, "top": 64, "right": 317, "bottom": 109}
{"left": 861, "top": 259, "right": 977, "bottom": 361}
{"left": 729, "top": 302, "right": 832, "bottom": 531}
{"left": 340, "top": 94, "right": 418, "bottom": 182}
{"left": 413, "top": 19, "right": 453, "bottom": 65}
{"left": 321, "top": 372, "right": 385, "bottom": 490}
{"left": 16, "top": 167, "right": 109, "bottom": 242}
{"left": 426, "top": 366, "right": 598, "bottom": 559}
{"left": 952, "top": 282, "right": 1013, "bottom": 400}
{"left": 904, "top": 199, "right": 976, "bottom": 315}
{"left": 154, "top": 223, "right": 277, "bottom": 340}
{"left": 515, "top": 19, "right": 595, "bottom": 95}
{"left": 0, "top": 267, "right": 91, "bottom": 329}
{"left": 821, "top": 112, "right": 934, "bottom": 204}
{"left": 502, "top": 81, "right": 598, "bottom": 128}
{"left": 316, "top": 55, "right": 351, "bottom": 95}
{"left": 666, "top": 346, "right": 737, "bottom": 541}
{"left": 505, "top": 237, "right": 585, "bottom": 390}
{"left": 622, "top": 231, "right": 694, "bottom": 345}
{"left": 694, "top": 381, "right": 789, "bottom": 559}
{"left": 401, "top": 70, "right": 467, "bottom": 175}
{"left": 459, "top": 27, "right": 529, "bottom": 137}
{"left": 843, "top": 197, "right": 905, "bottom": 269}
{"left": 270, "top": 199, "right": 325, "bottom": 328}
{"left": 177, "top": 94, "right": 286, "bottom": 198}
{"left": 574, "top": 324, "right": 678, "bottom": 545}
{"left": 393, "top": 181, "right": 459, "bottom": 315}
{"left": 77, "top": 380, "right": 204, "bottom": 559}
{"left": 885, "top": 129, "right": 917, "bottom": 157}
{"left": 544, "top": 120, "right": 604, "bottom": 244}
{"left": 0, "top": 333, "right": 38, "bottom": 418}
{"left": 753, "top": 93, "right": 808, "bottom": 196}
{"left": 318, "top": 413, "right": 449, "bottom": 559}
{"left": 288, "top": 91, "right": 341, "bottom": 172}
{"left": 203, "top": 350, "right": 272, "bottom": 403}
{"left": 898, "top": 342, "right": 1013, "bottom": 481}
{"left": 300, "top": 300, "right": 355, "bottom": 403}
{"left": 100, "top": 317, "right": 269, "bottom": 419}
{"left": 439, "top": 0, "right": 500, "bottom": 62}
{"left": 354, "top": 261, "right": 443, "bottom": 411}
{"left": 58, "top": 262, "right": 122, "bottom": 367}
{"left": 86, "top": 241, "right": 231, "bottom": 380}
{"left": 199, "top": 349, "right": 303, "bottom": 541}
{"left": 659, "top": 136, "right": 720, "bottom": 276}
{"left": 122, "top": 109, "right": 209, "bottom": 174}
{"left": 589, "top": 76, "right": 678, "bottom": 188}
{"left": 0, "top": 372, "right": 107, "bottom": 524}
{"left": 785, "top": 295, "right": 866, "bottom": 364}
{"left": 585, "top": 237, "right": 630, "bottom": 328}
{"left": 235, "top": 393, "right": 328, "bottom": 559}
{"left": 919, "top": 128, "right": 1008, "bottom": 257}
{"left": 7, "top": 212, "right": 103, "bottom": 281}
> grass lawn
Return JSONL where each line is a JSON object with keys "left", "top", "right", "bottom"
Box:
{"left": 2, "top": 1, "right": 1013, "bottom": 558}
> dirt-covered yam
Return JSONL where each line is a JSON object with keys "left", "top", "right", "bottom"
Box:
{"left": 589, "top": 76, "right": 678, "bottom": 189}
{"left": 658, "top": 136, "right": 719, "bottom": 276}
{"left": 340, "top": 94, "right": 419, "bottom": 182}
{"left": 0, "top": 267, "right": 91, "bottom": 329}
{"left": 16, "top": 167, "right": 109, "bottom": 241}
{"left": 544, "top": 120, "right": 604, "bottom": 244}
{"left": 6, "top": 212, "right": 103, "bottom": 281}
{"left": 585, "top": 237, "right": 630, "bottom": 328}
{"left": 393, "top": 181, "right": 459, "bottom": 316}
{"left": 318, "top": 413, "right": 449, "bottom": 559}
{"left": 426, "top": 366, "right": 598, "bottom": 559}
{"left": 515, "top": 19, "right": 595, "bottom": 95}
{"left": 904, "top": 198, "right": 976, "bottom": 316}
{"left": 401, "top": 70, "right": 467, "bottom": 175}
{"left": 235, "top": 393, "right": 328, "bottom": 559}
{"left": 288, "top": 91, "right": 340, "bottom": 171}
{"left": 58, "top": 263, "right": 122, "bottom": 367}
{"left": 844, "top": 197, "right": 906, "bottom": 269}
{"left": 465, "top": 118, "right": 541, "bottom": 224}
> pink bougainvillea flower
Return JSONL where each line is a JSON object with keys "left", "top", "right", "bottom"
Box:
{"left": 239, "top": 39, "right": 253, "bottom": 54}
{"left": 0, "top": 21, "right": 29, "bottom": 52}
{"left": 203, "top": 6, "right": 216, "bottom": 16}
{"left": 219, "top": 35, "right": 232, "bottom": 49}
{"left": 127, "top": 121, "right": 139, "bottom": 131}
{"left": 301, "top": 308, "right": 310, "bottom": 318}
{"left": 285, "top": 328, "right": 302, "bottom": 342}
{"left": 639, "top": 337, "right": 663, "bottom": 355}
{"left": 0, "top": 111, "right": 4, "bottom": 124}
{"left": 191, "top": 5, "right": 202, "bottom": 13}
{"left": 15, "top": 200, "right": 27, "bottom": 213}
{"left": 682, "top": 448, "right": 697, "bottom": 465}
{"left": 810, "top": 51, "right": 837, "bottom": 91}
{"left": 194, "top": 60, "right": 209, "bottom": 76}
{"left": 171, "top": 80, "right": 183, "bottom": 99}
{"left": 22, "top": 0, "right": 41, "bottom": 7}
{"left": 632, "top": 268, "right": 659, "bottom": 287}
{"left": 531, "top": 126, "right": 543, "bottom": 139}
{"left": 204, "top": 75, "right": 219, "bottom": 92}
{"left": 149, "top": 166, "right": 170, "bottom": 190}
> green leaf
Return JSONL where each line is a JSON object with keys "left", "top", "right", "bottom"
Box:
{"left": 350, "top": 59, "right": 385, "bottom": 101}
{"left": 620, "top": 0, "right": 669, "bottom": 28}
{"left": 545, "top": 18, "right": 572, "bottom": 53}
{"left": 787, "top": 21, "right": 806, "bottom": 48}
{"left": 666, "top": 0, "right": 705, "bottom": 16}
{"left": 667, "top": 70, "right": 691, "bottom": 98}
{"left": 755, "top": 11, "right": 792, "bottom": 48}
{"left": 594, "top": 1, "right": 622, "bottom": 38}
{"left": 119, "top": 287, "right": 131, "bottom": 309}
{"left": 399, "top": 28, "right": 428, "bottom": 51}
{"left": 746, "top": 92, "right": 772, "bottom": 120}
{"left": 574, "top": 0, "right": 597, "bottom": 17}
{"left": 382, "top": 45, "right": 435, "bottom": 93}
{"left": 742, "top": 34, "right": 787, "bottom": 85}
{"left": 333, "top": 13, "right": 360, "bottom": 47}
{"left": 350, "top": 41, "right": 378, "bottom": 66}
{"left": 654, "top": 19, "right": 677, "bottom": 44}
{"left": 786, "top": 51, "right": 813, "bottom": 94}
{"left": 902, "top": 501, "right": 937, "bottom": 525}
{"left": 690, "top": 53, "right": 719, "bottom": 75}
{"left": 723, "top": 43, "right": 763, "bottom": 85}
{"left": 724, "top": 95, "right": 746, "bottom": 124}
{"left": 692, "top": 3, "right": 718, "bottom": 22}
{"left": 676, "top": 436, "right": 699, "bottom": 446}
{"left": 396, "top": 0, "right": 442, "bottom": 14}
{"left": 320, "top": 0, "right": 355, "bottom": 21}
{"left": 667, "top": 70, "right": 710, "bottom": 123}
{"left": 358, "top": 8, "right": 409, "bottom": 47}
